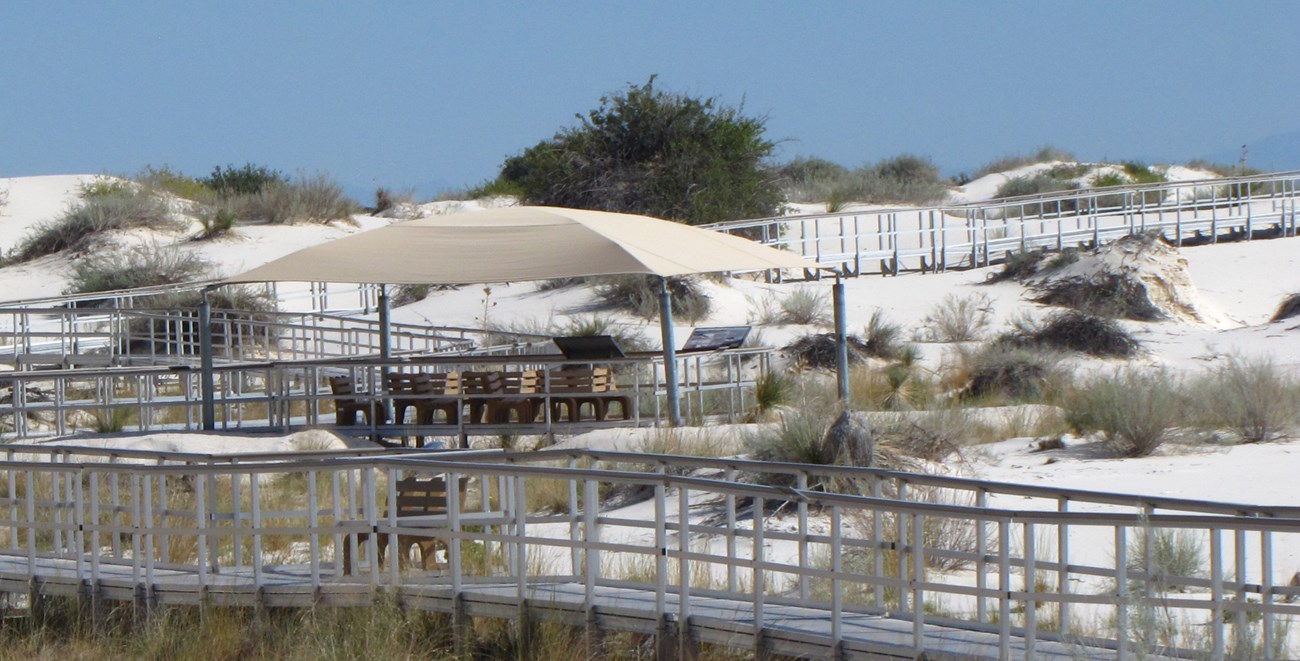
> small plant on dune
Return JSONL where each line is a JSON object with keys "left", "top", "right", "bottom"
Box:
{"left": 1193, "top": 356, "right": 1300, "bottom": 443}
{"left": 996, "top": 311, "right": 1140, "bottom": 358}
{"left": 390, "top": 284, "right": 432, "bottom": 307}
{"left": 135, "top": 165, "right": 210, "bottom": 201}
{"left": 985, "top": 248, "right": 1047, "bottom": 283}
{"left": 917, "top": 292, "right": 993, "bottom": 342}
{"left": 862, "top": 310, "right": 908, "bottom": 360}
{"left": 744, "top": 408, "right": 832, "bottom": 482}
{"left": 745, "top": 290, "right": 783, "bottom": 325}
{"left": 65, "top": 244, "right": 212, "bottom": 296}
{"left": 751, "top": 371, "right": 792, "bottom": 419}
{"left": 973, "top": 145, "right": 1076, "bottom": 178}
{"left": 559, "top": 314, "right": 649, "bottom": 352}
{"left": 197, "top": 207, "right": 237, "bottom": 240}
{"left": 783, "top": 333, "right": 870, "bottom": 370}
{"left": 79, "top": 176, "right": 135, "bottom": 199}
{"left": 1064, "top": 368, "right": 1184, "bottom": 457}
{"left": 15, "top": 188, "right": 181, "bottom": 261}
{"left": 1122, "top": 161, "right": 1165, "bottom": 185}
{"left": 958, "top": 345, "right": 1064, "bottom": 403}
{"left": 233, "top": 172, "right": 358, "bottom": 225}
{"left": 994, "top": 173, "right": 1082, "bottom": 199}
{"left": 1270, "top": 293, "right": 1300, "bottom": 322}
{"left": 591, "top": 275, "right": 711, "bottom": 323}
{"left": 1089, "top": 171, "right": 1127, "bottom": 188}
{"left": 829, "top": 154, "right": 950, "bottom": 206}
{"left": 1126, "top": 527, "right": 1207, "bottom": 594}
{"left": 778, "top": 286, "right": 831, "bottom": 325}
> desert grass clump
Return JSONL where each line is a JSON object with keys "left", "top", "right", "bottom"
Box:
{"left": 1063, "top": 368, "right": 1184, "bottom": 457}
{"left": 778, "top": 286, "right": 831, "bottom": 325}
{"left": 783, "top": 333, "right": 870, "bottom": 370}
{"left": 1193, "top": 356, "right": 1300, "bottom": 443}
{"left": 196, "top": 207, "right": 237, "bottom": 240}
{"left": 135, "top": 164, "right": 210, "bottom": 201}
{"left": 744, "top": 408, "right": 832, "bottom": 482}
{"left": 986, "top": 248, "right": 1048, "bottom": 283}
{"left": 958, "top": 345, "right": 1064, "bottom": 403}
{"left": 994, "top": 173, "right": 1082, "bottom": 200}
{"left": 751, "top": 370, "right": 792, "bottom": 418}
{"left": 861, "top": 310, "right": 910, "bottom": 361}
{"left": 996, "top": 311, "right": 1140, "bottom": 358}
{"left": 559, "top": 314, "right": 650, "bottom": 352}
{"left": 15, "top": 188, "right": 181, "bottom": 261}
{"left": 1127, "top": 527, "right": 1206, "bottom": 594}
{"left": 769, "top": 156, "right": 851, "bottom": 203}
{"left": 1270, "top": 293, "right": 1300, "bottom": 322}
{"left": 592, "top": 275, "right": 711, "bottom": 323}
{"left": 233, "top": 173, "right": 358, "bottom": 225}
{"left": 1033, "top": 273, "right": 1164, "bottom": 321}
{"left": 917, "top": 292, "right": 993, "bottom": 342}
{"left": 64, "top": 244, "right": 212, "bottom": 296}
{"left": 202, "top": 162, "right": 286, "bottom": 196}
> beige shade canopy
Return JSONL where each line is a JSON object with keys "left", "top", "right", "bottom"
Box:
{"left": 225, "top": 206, "right": 815, "bottom": 285}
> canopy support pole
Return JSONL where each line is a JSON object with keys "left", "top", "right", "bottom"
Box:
{"left": 834, "top": 272, "right": 849, "bottom": 402}
{"left": 199, "top": 287, "right": 216, "bottom": 431}
{"left": 378, "top": 285, "right": 393, "bottom": 427}
{"left": 378, "top": 284, "right": 392, "bottom": 360}
{"left": 659, "top": 277, "right": 682, "bottom": 427}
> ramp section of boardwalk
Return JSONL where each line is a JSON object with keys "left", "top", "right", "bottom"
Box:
{"left": 0, "top": 446, "right": 1294, "bottom": 660}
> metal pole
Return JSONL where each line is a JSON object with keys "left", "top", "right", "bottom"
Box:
{"left": 378, "top": 285, "right": 392, "bottom": 425}
{"left": 658, "top": 277, "right": 682, "bottom": 426}
{"left": 199, "top": 287, "right": 216, "bottom": 431}
{"left": 833, "top": 273, "right": 849, "bottom": 401}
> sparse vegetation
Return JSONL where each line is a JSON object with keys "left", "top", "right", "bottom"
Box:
{"left": 959, "top": 345, "right": 1064, "bottom": 402}
{"left": 202, "top": 163, "right": 286, "bottom": 196}
{"left": 65, "top": 244, "right": 212, "bottom": 296}
{"left": 783, "top": 333, "right": 869, "bottom": 370}
{"left": 861, "top": 310, "right": 908, "bottom": 360}
{"left": 1192, "top": 356, "right": 1300, "bottom": 443}
{"left": 136, "top": 164, "right": 210, "bottom": 201}
{"left": 231, "top": 172, "right": 357, "bottom": 225}
{"left": 777, "top": 286, "right": 830, "bottom": 325}
{"left": 996, "top": 311, "right": 1140, "bottom": 358}
{"left": 974, "top": 145, "right": 1076, "bottom": 179}
{"left": 197, "top": 207, "right": 237, "bottom": 240}
{"left": 994, "top": 173, "right": 1082, "bottom": 199}
{"left": 917, "top": 293, "right": 993, "bottom": 342}
{"left": 1033, "top": 272, "right": 1164, "bottom": 321}
{"left": 15, "top": 188, "right": 182, "bottom": 261}
{"left": 1063, "top": 368, "right": 1184, "bottom": 457}
{"left": 592, "top": 275, "right": 711, "bottom": 323}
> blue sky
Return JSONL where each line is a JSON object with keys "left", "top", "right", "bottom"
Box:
{"left": 2, "top": 2, "right": 1296, "bottom": 201}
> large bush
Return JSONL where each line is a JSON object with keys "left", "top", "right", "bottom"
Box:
{"left": 493, "top": 77, "right": 782, "bottom": 225}
{"left": 202, "top": 163, "right": 286, "bottom": 196}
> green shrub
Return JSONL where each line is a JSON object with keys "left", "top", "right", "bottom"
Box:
{"left": 495, "top": 76, "right": 782, "bottom": 225}
{"left": 591, "top": 275, "right": 711, "bottom": 323}
{"left": 1122, "top": 161, "right": 1165, "bottom": 184}
{"left": 65, "top": 244, "right": 212, "bottom": 295}
{"left": 752, "top": 370, "right": 792, "bottom": 417}
{"left": 744, "top": 408, "right": 832, "bottom": 481}
{"left": 15, "top": 189, "right": 181, "bottom": 261}
{"left": 1033, "top": 273, "right": 1164, "bottom": 321}
{"left": 974, "top": 145, "right": 1076, "bottom": 178}
{"left": 1090, "top": 171, "right": 1127, "bottom": 188}
{"left": 202, "top": 163, "right": 285, "bottom": 196}
{"left": 1064, "top": 368, "right": 1183, "bottom": 457}
{"left": 918, "top": 293, "right": 993, "bottom": 342}
{"left": 829, "top": 154, "right": 949, "bottom": 206}
{"left": 1194, "top": 357, "right": 1300, "bottom": 442}
{"left": 996, "top": 311, "right": 1140, "bottom": 358}
{"left": 459, "top": 177, "right": 526, "bottom": 200}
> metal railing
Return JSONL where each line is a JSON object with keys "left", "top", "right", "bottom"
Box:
{"left": 0, "top": 349, "right": 772, "bottom": 441}
{"left": 706, "top": 170, "right": 1300, "bottom": 277}
{"left": 0, "top": 447, "right": 1293, "bottom": 659}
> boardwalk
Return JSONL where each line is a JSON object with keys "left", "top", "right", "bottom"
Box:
{"left": 0, "top": 447, "right": 1292, "bottom": 659}
{"left": 3, "top": 553, "right": 1123, "bottom": 660}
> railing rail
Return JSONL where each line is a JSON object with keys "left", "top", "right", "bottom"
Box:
{"left": 706, "top": 170, "right": 1300, "bottom": 277}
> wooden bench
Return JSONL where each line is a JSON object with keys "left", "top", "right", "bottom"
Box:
{"left": 328, "top": 375, "right": 381, "bottom": 426}
{"left": 544, "top": 366, "right": 631, "bottom": 422}
{"left": 343, "top": 474, "right": 469, "bottom": 574}
{"left": 387, "top": 371, "right": 460, "bottom": 426}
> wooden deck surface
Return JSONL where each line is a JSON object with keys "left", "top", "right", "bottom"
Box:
{"left": 0, "top": 551, "right": 1162, "bottom": 660}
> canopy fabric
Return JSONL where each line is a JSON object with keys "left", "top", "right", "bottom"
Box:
{"left": 224, "top": 206, "right": 814, "bottom": 285}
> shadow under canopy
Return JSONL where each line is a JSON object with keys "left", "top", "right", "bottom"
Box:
{"left": 207, "top": 205, "right": 829, "bottom": 429}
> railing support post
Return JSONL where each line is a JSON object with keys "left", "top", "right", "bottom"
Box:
{"left": 199, "top": 288, "right": 216, "bottom": 431}
{"left": 833, "top": 274, "right": 849, "bottom": 402}
{"left": 658, "top": 277, "right": 681, "bottom": 427}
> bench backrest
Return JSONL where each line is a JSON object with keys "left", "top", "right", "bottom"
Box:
{"left": 393, "top": 475, "right": 470, "bottom": 517}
